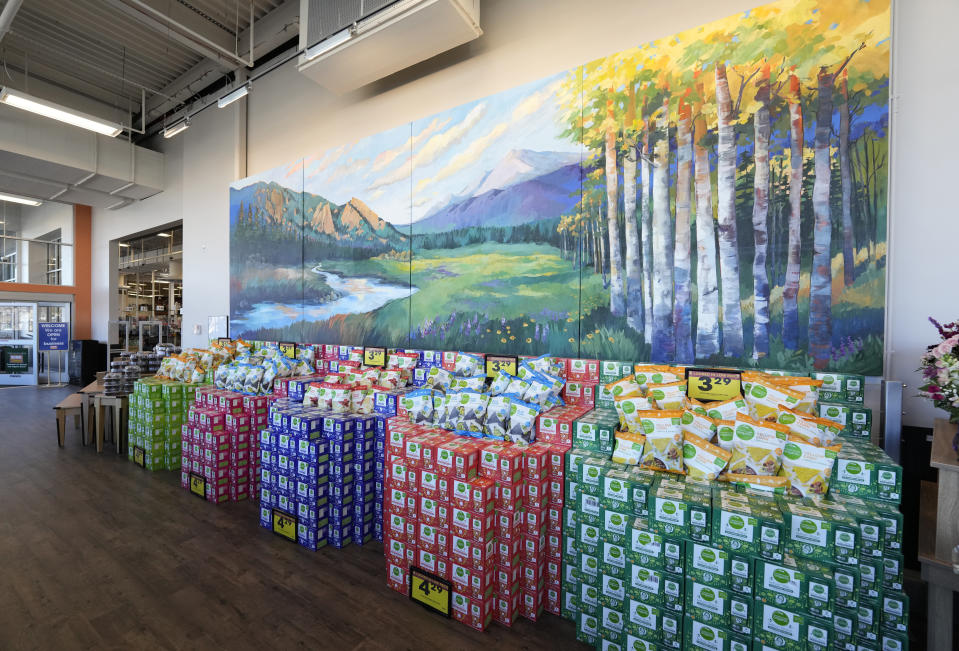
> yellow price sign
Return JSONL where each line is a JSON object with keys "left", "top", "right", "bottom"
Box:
{"left": 272, "top": 508, "right": 298, "bottom": 543}
{"left": 685, "top": 368, "right": 743, "bottom": 402}
{"left": 409, "top": 567, "right": 452, "bottom": 617}
{"left": 363, "top": 347, "right": 386, "bottom": 368}
{"left": 189, "top": 472, "right": 206, "bottom": 499}
{"left": 485, "top": 355, "right": 518, "bottom": 379}
{"left": 133, "top": 446, "right": 145, "bottom": 468}
{"left": 278, "top": 342, "right": 297, "bottom": 359}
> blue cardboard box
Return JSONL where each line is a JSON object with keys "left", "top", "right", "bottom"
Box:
{"left": 259, "top": 429, "right": 274, "bottom": 451}
{"left": 276, "top": 493, "right": 296, "bottom": 514}
{"left": 352, "top": 520, "right": 373, "bottom": 545}
{"left": 296, "top": 500, "right": 329, "bottom": 526}
{"left": 259, "top": 506, "right": 272, "bottom": 529}
{"left": 294, "top": 438, "right": 330, "bottom": 463}
{"left": 296, "top": 523, "right": 328, "bottom": 551}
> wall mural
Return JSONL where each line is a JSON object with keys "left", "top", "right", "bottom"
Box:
{"left": 230, "top": 0, "right": 890, "bottom": 375}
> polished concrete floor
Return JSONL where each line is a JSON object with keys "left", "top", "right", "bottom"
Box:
{"left": 0, "top": 385, "right": 580, "bottom": 650}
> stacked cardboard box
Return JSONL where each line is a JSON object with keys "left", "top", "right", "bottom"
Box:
{"left": 813, "top": 372, "right": 872, "bottom": 439}
{"left": 179, "top": 388, "right": 262, "bottom": 503}
{"left": 383, "top": 418, "right": 570, "bottom": 630}
{"left": 128, "top": 378, "right": 195, "bottom": 470}
{"left": 564, "top": 449, "right": 909, "bottom": 651}
{"left": 258, "top": 400, "right": 386, "bottom": 550}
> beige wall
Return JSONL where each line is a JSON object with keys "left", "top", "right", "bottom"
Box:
{"left": 92, "top": 0, "right": 959, "bottom": 427}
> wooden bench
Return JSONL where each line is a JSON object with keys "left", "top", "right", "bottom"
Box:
{"left": 54, "top": 393, "right": 85, "bottom": 447}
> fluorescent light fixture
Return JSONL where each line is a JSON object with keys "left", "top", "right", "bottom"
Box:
{"left": 163, "top": 118, "right": 190, "bottom": 139}
{"left": 217, "top": 83, "right": 250, "bottom": 108}
{"left": 304, "top": 27, "right": 353, "bottom": 61}
{"left": 118, "top": 242, "right": 130, "bottom": 247}
{"left": 156, "top": 232, "right": 172, "bottom": 238}
{"left": 0, "top": 192, "right": 41, "bottom": 206}
{"left": 0, "top": 87, "right": 123, "bottom": 137}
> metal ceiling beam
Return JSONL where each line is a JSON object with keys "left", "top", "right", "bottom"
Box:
{"left": 99, "top": 0, "right": 251, "bottom": 71}
{"left": 143, "top": 0, "right": 298, "bottom": 122}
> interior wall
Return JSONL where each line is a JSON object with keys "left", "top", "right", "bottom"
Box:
{"left": 19, "top": 202, "right": 75, "bottom": 285}
{"left": 90, "top": 0, "right": 958, "bottom": 427}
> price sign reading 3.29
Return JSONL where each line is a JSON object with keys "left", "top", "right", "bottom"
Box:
{"left": 485, "top": 355, "right": 517, "bottom": 379}
{"left": 685, "top": 368, "right": 743, "bottom": 402}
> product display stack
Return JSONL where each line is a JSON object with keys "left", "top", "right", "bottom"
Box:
{"left": 180, "top": 387, "right": 259, "bottom": 503}
{"left": 559, "top": 367, "right": 908, "bottom": 651}
{"left": 128, "top": 378, "right": 194, "bottom": 470}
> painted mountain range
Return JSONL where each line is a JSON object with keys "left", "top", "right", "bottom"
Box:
{"left": 413, "top": 149, "right": 582, "bottom": 234}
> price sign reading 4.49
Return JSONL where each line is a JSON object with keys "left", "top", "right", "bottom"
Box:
{"left": 133, "top": 446, "right": 146, "bottom": 469}
{"left": 409, "top": 567, "right": 452, "bottom": 617}
{"left": 685, "top": 368, "right": 743, "bottom": 403}
{"left": 485, "top": 355, "right": 517, "bottom": 379}
{"left": 189, "top": 473, "right": 206, "bottom": 499}
{"left": 363, "top": 347, "right": 387, "bottom": 368}
{"left": 272, "top": 509, "right": 297, "bottom": 543}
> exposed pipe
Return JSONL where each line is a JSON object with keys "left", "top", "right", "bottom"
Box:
{"left": 0, "top": 0, "right": 24, "bottom": 45}
{"left": 121, "top": 0, "right": 254, "bottom": 68}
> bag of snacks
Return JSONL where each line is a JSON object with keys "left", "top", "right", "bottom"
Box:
{"left": 231, "top": 363, "right": 251, "bottom": 392}
{"left": 484, "top": 395, "right": 512, "bottom": 439}
{"left": 612, "top": 431, "right": 646, "bottom": 465}
{"left": 682, "top": 432, "right": 732, "bottom": 480}
{"left": 234, "top": 338, "right": 252, "bottom": 356}
{"left": 680, "top": 409, "right": 717, "bottom": 441}
{"left": 727, "top": 414, "right": 789, "bottom": 475}
{"left": 402, "top": 388, "right": 434, "bottom": 424}
{"left": 449, "top": 375, "right": 487, "bottom": 393}
{"left": 330, "top": 384, "right": 353, "bottom": 413}
{"left": 685, "top": 396, "right": 710, "bottom": 416}
{"left": 605, "top": 374, "right": 644, "bottom": 400}
{"left": 776, "top": 406, "right": 843, "bottom": 447}
{"left": 508, "top": 399, "right": 541, "bottom": 444}
{"left": 388, "top": 352, "right": 419, "bottom": 370}
{"left": 773, "top": 377, "right": 821, "bottom": 414}
{"left": 778, "top": 438, "right": 841, "bottom": 497}
{"left": 504, "top": 376, "right": 532, "bottom": 398}
{"left": 705, "top": 396, "right": 749, "bottom": 421}
{"left": 243, "top": 365, "right": 265, "bottom": 395}
{"left": 489, "top": 371, "right": 513, "bottom": 395}
{"left": 713, "top": 420, "right": 736, "bottom": 452}
{"left": 352, "top": 387, "right": 375, "bottom": 414}
{"left": 424, "top": 366, "right": 452, "bottom": 392}
{"left": 454, "top": 352, "right": 484, "bottom": 376}
{"left": 614, "top": 394, "right": 655, "bottom": 432}
{"left": 525, "top": 354, "right": 564, "bottom": 377}
{"left": 523, "top": 373, "right": 562, "bottom": 407}
{"left": 720, "top": 473, "right": 790, "bottom": 493}
{"left": 638, "top": 410, "right": 685, "bottom": 472}
{"left": 744, "top": 379, "right": 803, "bottom": 421}
{"left": 633, "top": 365, "right": 684, "bottom": 391}
{"left": 647, "top": 380, "right": 688, "bottom": 410}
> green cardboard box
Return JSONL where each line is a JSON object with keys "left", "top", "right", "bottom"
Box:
{"left": 596, "top": 636, "right": 623, "bottom": 651}
{"left": 755, "top": 557, "right": 806, "bottom": 611}
{"left": 831, "top": 560, "right": 860, "bottom": 609}
{"left": 580, "top": 492, "right": 602, "bottom": 527}
{"left": 566, "top": 479, "right": 581, "bottom": 506}
{"left": 599, "top": 605, "right": 625, "bottom": 640}
{"left": 625, "top": 599, "right": 661, "bottom": 640}
{"left": 881, "top": 591, "right": 909, "bottom": 632}
{"left": 858, "top": 556, "right": 882, "bottom": 600}
{"left": 832, "top": 442, "right": 902, "bottom": 504}
{"left": 662, "top": 535, "right": 685, "bottom": 574}
{"left": 580, "top": 581, "right": 599, "bottom": 613}
{"left": 805, "top": 614, "right": 833, "bottom": 651}
{"left": 662, "top": 571, "right": 685, "bottom": 613}
{"left": 819, "top": 401, "right": 872, "bottom": 438}
{"left": 856, "top": 597, "right": 881, "bottom": 641}
{"left": 729, "top": 592, "right": 751, "bottom": 635}
{"left": 598, "top": 572, "right": 626, "bottom": 611}
{"left": 579, "top": 550, "right": 600, "bottom": 583}
{"left": 713, "top": 493, "right": 763, "bottom": 555}
{"left": 795, "top": 557, "right": 836, "bottom": 618}
{"left": 627, "top": 518, "right": 664, "bottom": 569}
{"left": 601, "top": 541, "right": 628, "bottom": 579}
{"left": 622, "top": 633, "right": 658, "bottom": 651}
{"left": 626, "top": 562, "right": 664, "bottom": 605}
{"left": 685, "top": 578, "right": 730, "bottom": 625}
{"left": 567, "top": 448, "right": 592, "bottom": 477}
{"left": 752, "top": 600, "right": 807, "bottom": 651}
{"left": 806, "top": 499, "right": 861, "bottom": 566}
{"left": 577, "top": 611, "right": 600, "bottom": 646}
{"left": 686, "top": 542, "right": 730, "bottom": 587}
{"left": 777, "top": 499, "right": 841, "bottom": 563}
{"left": 825, "top": 496, "right": 885, "bottom": 557}
{"left": 813, "top": 372, "right": 864, "bottom": 404}
{"left": 729, "top": 552, "right": 755, "bottom": 596}
{"left": 683, "top": 616, "right": 740, "bottom": 651}
{"left": 626, "top": 466, "right": 656, "bottom": 517}
{"left": 580, "top": 455, "right": 613, "bottom": 495}
{"left": 881, "top": 552, "right": 904, "bottom": 591}
{"left": 660, "top": 611, "right": 682, "bottom": 650}
{"left": 880, "top": 629, "right": 909, "bottom": 651}
{"left": 579, "top": 522, "right": 601, "bottom": 556}
{"left": 601, "top": 469, "right": 633, "bottom": 512}
{"left": 600, "top": 508, "right": 631, "bottom": 546}
{"left": 561, "top": 590, "right": 579, "bottom": 621}
{"left": 832, "top": 605, "right": 857, "bottom": 650}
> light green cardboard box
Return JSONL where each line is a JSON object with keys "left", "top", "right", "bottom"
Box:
{"left": 580, "top": 455, "right": 613, "bottom": 495}
{"left": 579, "top": 522, "right": 601, "bottom": 557}
{"left": 567, "top": 448, "right": 592, "bottom": 477}
{"left": 601, "top": 469, "right": 633, "bottom": 512}
{"left": 600, "top": 508, "right": 631, "bottom": 546}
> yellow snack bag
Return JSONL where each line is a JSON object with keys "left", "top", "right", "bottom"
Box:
{"left": 772, "top": 377, "right": 822, "bottom": 414}
{"left": 720, "top": 473, "right": 790, "bottom": 493}
{"left": 705, "top": 396, "right": 749, "bottom": 421}
{"left": 605, "top": 374, "right": 645, "bottom": 399}
{"left": 680, "top": 409, "right": 717, "bottom": 441}
{"left": 727, "top": 414, "right": 789, "bottom": 476}
{"left": 647, "top": 381, "right": 688, "bottom": 410}
{"left": 778, "top": 438, "right": 841, "bottom": 498}
{"left": 614, "top": 394, "right": 655, "bottom": 432}
{"left": 776, "top": 406, "right": 843, "bottom": 447}
{"left": 612, "top": 431, "right": 647, "bottom": 465}
{"left": 638, "top": 410, "right": 685, "bottom": 473}
{"left": 744, "top": 379, "right": 803, "bottom": 421}
{"left": 713, "top": 419, "right": 736, "bottom": 452}
{"left": 633, "top": 364, "right": 683, "bottom": 391}
{"left": 682, "top": 432, "right": 732, "bottom": 480}
{"left": 685, "top": 396, "right": 710, "bottom": 416}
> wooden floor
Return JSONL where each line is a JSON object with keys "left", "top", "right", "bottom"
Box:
{"left": 0, "top": 386, "right": 582, "bottom": 650}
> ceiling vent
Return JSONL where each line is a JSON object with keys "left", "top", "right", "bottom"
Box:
{"left": 297, "top": 0, "right": 481, "bottom": 94}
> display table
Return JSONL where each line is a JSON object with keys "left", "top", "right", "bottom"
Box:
{"left": 93, "top": 394, "right": 128, "bottom": 454}
{"left": 78, "top": 380, "right": 102, "bottom": 444}
{"left": 919, "top": 419, "right": 959, "bottom": 650}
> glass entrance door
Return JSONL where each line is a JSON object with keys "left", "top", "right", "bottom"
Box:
{"left": 38, "top": 302, "right": 70, "bottom": 383}
{"left": 0, "top": 302, "right": 37, "bottom": 385}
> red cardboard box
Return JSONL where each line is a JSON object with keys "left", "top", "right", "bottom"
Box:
{"left": 417, "top": 522, "right": 440, "bottom": 553}
{"left": 545, "top": 581, "right": 562, "bottom": 615}
{"left": 452, "top": 593, "right": 492, "bottom": 632}
{"left": 469, "top": 477, "right": 496, "bottom": 513}
{"left": 452, "top": 442, "right": 480, "bottom": 481}
{"left": 387, "top": 459, "right": 408, "bottom": 488}
{"left": 469, "top": 511, "right": 496, "bottom": 544}
{"left": 435, "top": 555, "right": 452, "bottom": 582}
{"left": 521, "top": 560, "right": 545, "bottom": 591}
{"left": 436, "top": 502, "right": 450, "bottom": 530}
{"left": 404, "top": 435, "right": 428, "bottom": 468}
{"left": 547, "top": 531, "right": 563, "bottom": 559}
{"left": 496, "top": 538, "right": 522, "bottom": 569}
{"left": 435, "top": 438, "right": 462, "bottom": 476}
{"left": 494, "top": 592, "right": 521, "bottom": 628}
{"left": 495, "top": 509, "right": 525, "bottom": 541}
{"left": 416, "top": 548, "right": 439, "bottom": 574}
{"left": 225, "top": 413, "right": 250, "bottom": 432}
{"left": 497, "top": 446, "right": 525, "bottom": 484}
{"left": 478, "top": 443, "right": 505, "bottom": 480}
{"left": 387, "top": 561, "right": 408, "bottom": 594}
{"left": 547, "top": 478, "right": 564, "bottom": 506}
{"left": 406, "top": 495, "right": 418, "bottom": 520}
{"left": 450, "top": 533, "right": 472, "bottom": 564}
{"left": 387, "top": 511, "right": 409, "bottom": 541}
{"left": 470, "top": 538, "right": 496, "bottom": 571}
{"left": 406, "top": 468, "right": 419, "bottom": 496}
{"left": 451, "top": 478, "right": 472, "bottom": 510}
{"left": 386, "top": 535, "right": 408, "bottom": 564}
{"left": 442, "top": 351, "right": 457, "bottom": 372}
{"left": 526, "top": 479, "right": 550, "bottom": 509}
{"left": 566, "top": 358, "right": 600, "bottom": 382}
{"left": 387, "top": 486, "right": 407, "bottom": 513}
{"left": 522, "top": 533, "right": 547, "bottom": 564}
{"left": 218, "top": 394, "right": 244, "bottom": 415}
{"left": 418, "top": 495, "right": 440, "bottom": 525}
{"left": 525, "top": 508, "right": 548, "bottom": 537}
{"left": 546, "top": 558, "right": 562, "bottom": 584}
{"left": 547, "top": 505, "right": 563, "bottom": 531}
{"left": 495, "top": 480, "right": 526, "bottom": 512}
{"left": 451, "top": 506, "right": 472, "bottom": 538}
{"left": 523, "top": 443, "right": 550, "bottom": 481}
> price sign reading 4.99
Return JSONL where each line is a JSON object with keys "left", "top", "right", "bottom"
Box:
{"left": 485, "top": 355, "right": 517, "bottom": 379}
{"left": 409, "top": 567, "right": 452, "bottom": 617}
{"left": 272, "top": 509, "right": 297, "bottom": 543}
{"left": 189, "top": 473, "right": 206, "bottom": 499}
{"left": 685, "top": 368, "right": 743, "bottom": 403}
{"left": 363, "top": 347, "right": 386, "bottom": 368}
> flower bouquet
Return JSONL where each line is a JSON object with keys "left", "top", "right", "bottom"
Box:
{"left": 920, "top": 318, "right": 959, "bottom": 453}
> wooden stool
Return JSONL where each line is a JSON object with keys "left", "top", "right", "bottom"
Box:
{"left": 53, "top": 393, "right": 85, "bottom": 447}
{"left": 94, "top": 394, "right": 129, "bottom": 454}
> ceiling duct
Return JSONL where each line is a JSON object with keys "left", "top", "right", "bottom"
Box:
{"left": 297, "top": 0, "right": 481, "bottom": 94}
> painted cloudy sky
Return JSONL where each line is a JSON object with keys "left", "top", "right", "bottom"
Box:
{"left": 234, "top": 71, "right": 580, "bottom": 225}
